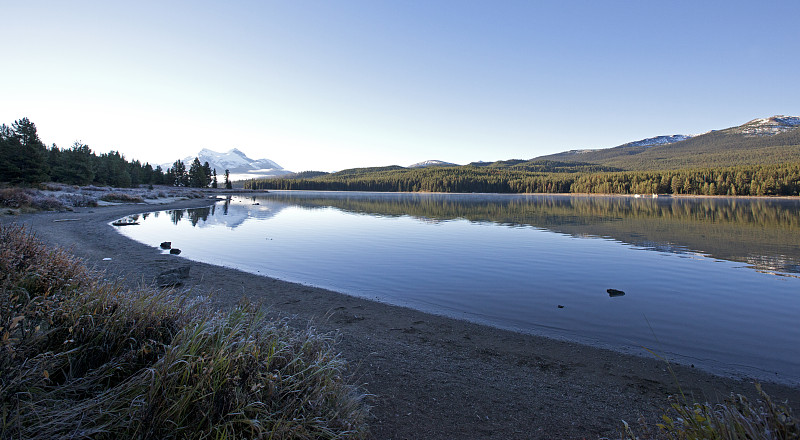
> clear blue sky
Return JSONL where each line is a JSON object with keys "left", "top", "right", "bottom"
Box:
{"left": 2, "top": 1, "right": 798, "bottom": 172}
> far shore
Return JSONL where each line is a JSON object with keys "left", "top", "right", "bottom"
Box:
{"left": 4, "top": 192, "right": 799, "bottom": 439}
{"left": 244, "top": 187, "right": 800, "bottom": 200}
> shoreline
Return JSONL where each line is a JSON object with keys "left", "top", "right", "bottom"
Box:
{"left": 247, "top": 188, "right": 800, "bottom": 200}
{"left": 5, "top": 196, "right": 799, "bottom": 439}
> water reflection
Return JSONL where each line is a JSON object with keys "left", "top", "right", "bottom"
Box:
{"left": 174, "top": 192, "right": 800, "bottom": 277}
{"left": 114, "top": 191, "right": 800, "bottom": 384}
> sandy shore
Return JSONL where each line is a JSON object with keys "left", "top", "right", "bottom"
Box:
{"left": 5, "top": 196, "right": 799, "bottom": 439}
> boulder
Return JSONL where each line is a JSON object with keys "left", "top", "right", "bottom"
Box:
{"left": 607, "top": 288, "right": 625, "bottom": 297}
{"left": 169, "top": 248, "right": 181, "bottom": 255}
{"left": 160, "top": 241, "right": 171, "bottom": 249}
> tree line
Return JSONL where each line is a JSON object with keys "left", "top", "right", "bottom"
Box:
{"left": 0, "top": 117, "right": 232, "bottom": 189}
{"left": 245, "top": 162, "right": 800, "bottom": 197}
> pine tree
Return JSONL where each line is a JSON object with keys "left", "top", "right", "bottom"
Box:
{"left": 188, "top": 157, "right": 209, "bottom": 188}
{"left": 202, "top": 161, "right": 212, "bottom": 187}
{"left": 212, "top": 169, "right": 218, "bottom": 188}
{"left": 0, "top": 118, "right": 48, "bottom": 183}
{"left": 172, "top": 160, "right": 188, "bottom": 186}
{"left": 224, "top": 169, "right": 232, "bottom": 189}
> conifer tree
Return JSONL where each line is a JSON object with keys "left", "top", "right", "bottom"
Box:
{"left": 172, "top": 160, "right": 188, "bottom": 186}
{"left": 0, "top": 118, "right": 48, "bottom": 183}
{"left": 188, "top": 157, "right": 209, "bottom": 187}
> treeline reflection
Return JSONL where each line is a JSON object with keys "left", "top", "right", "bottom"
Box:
{"left": 258, "top": 193, "right": 800, "bottom": 276}
{"left": 167, "top": 193, "right": 800, "bottom": 276}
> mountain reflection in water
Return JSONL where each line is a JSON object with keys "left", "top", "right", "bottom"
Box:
{"left": 115, "top": 192, "right": 800, "bottom": 386}
{"left": 168, "top": 192, "right": 800, "bottom": 277}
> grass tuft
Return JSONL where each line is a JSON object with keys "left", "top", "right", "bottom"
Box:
{"left": 649, "top": 383, "right": 799, "bottom": 439}
{"left": 0, "top": 224, "right": 368, "bottom": 439}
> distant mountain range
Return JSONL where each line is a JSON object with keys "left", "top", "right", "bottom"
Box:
{"left": 406, "top": 116, "right": 800, "bottom": 173}
{"left": 242, "top": 114, "right": 800, "bottom": 196}
{"left": 164, "top": 148, "right": 292, "bottom": 181}
{"left": 167, "top": 115, "right": 800, "bottom": 183}
{"left": 534, "top": 115, "right": 800, "bottom": 170}
{"left": 408, "top": 160, "right": 458, "bottom": 168}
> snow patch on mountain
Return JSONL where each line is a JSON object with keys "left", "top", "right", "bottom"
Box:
{"left": 559, "top": 149, "right": 596, "bottom": 155}
{"left": 737, "top": 115, "right": 800, "bottom": 136}
{"left": 409, "top": 160, "right": 458, "bottom": 168}
{"left": 164, "top": 148, "right": 292, "bottom": 181}
{"left": 623, "top": 134, "right": 693, "bottom": 148}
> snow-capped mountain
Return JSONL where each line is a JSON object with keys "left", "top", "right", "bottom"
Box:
{"left": 164, "top": 148, "right": 292, "bottom": 181}
{"left": 734, "top": 116, "right": 800, "bottom": 137}
{"left": 622, "top": 134, "right": 694, "bottom": 148}
{"left": 559, "top": 135, "right": 692, "bottom": 156}
{"left": 409, "top": 160, "right": 458, "bottom": 168}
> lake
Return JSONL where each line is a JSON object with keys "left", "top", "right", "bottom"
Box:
{"left": 114, "top": 191, "right": 800, "bottom": 385}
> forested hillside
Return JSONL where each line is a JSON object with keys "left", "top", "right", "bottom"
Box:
{"left": 538, "top": 118, "right": 800, "bottom": 170}
{"left": 245, "top": 116, "right": 800, "bottom": 196}
{"left": 245, "top": 162, "right": 800, "bottom": 196}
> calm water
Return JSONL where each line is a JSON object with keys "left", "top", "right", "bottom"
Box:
{"left": 115, "top": 192, "right": 800, "bottom": 385}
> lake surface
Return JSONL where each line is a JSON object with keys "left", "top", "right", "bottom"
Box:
{"left": 115, "top": 192, "right": 800, "bottom": 385}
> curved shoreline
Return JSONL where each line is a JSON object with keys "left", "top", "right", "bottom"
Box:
{"left": 6, "top": 196, "right": 799, "bottom": 439}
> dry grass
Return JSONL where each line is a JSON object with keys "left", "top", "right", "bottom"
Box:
{"left": 1, "top": 187, "right": 99, "bottom": 212}
{"left": 619, "top": 375, "right": 797, "bottom": 439}
{"left": 0, "top": 224, "right": 368, "bottom": 439}
{"left": 100, "top": 192, "right": 145, "bottom": 203}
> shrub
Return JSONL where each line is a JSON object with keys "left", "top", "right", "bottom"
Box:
{"left": 100, "top": 192, "right": 144, "bottom": 203}
{"left": 0, "top": 187, "right": 34, "bottom": 208}
{"left": 29, "top": 194, "right": 66, "bottom": 210}
{"left": 57, "top": 192, "right": 99, "bottom": 207}
{"left": 80, "top": 185, "right": 111, "bottom": 192}
{"left": 0, "top": 225, "right": 368, "bottom": 439}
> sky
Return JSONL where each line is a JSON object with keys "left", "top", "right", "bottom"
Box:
{"left": 2, "top": 1, "right": 799, "bottom": 172}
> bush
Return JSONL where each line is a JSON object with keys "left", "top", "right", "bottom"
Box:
{"left": 0, "top": 187, "right": 34, "bottom": 208}
{"left": 100, "top": 192, "right": 144, "bottom": 203}
{"left": 57, "top": 192, "right": 99, "bottom": 207}
{"left": 29, "top": 194, "right": 66, "bottom": 210}
{"left": 80, "top": 185, "right": 111, "bottom": 192}
{"left": 0, "top": 225, "right": 368, "bottom": 439}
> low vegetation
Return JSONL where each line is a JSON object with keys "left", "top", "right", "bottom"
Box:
{"left": 99, "top": 191, "right": 145, "bottom": 203}
{"left": 622, "top": 383, "right": 798, "bottom": 439}
{"left": 0, "top": 184, "right": 210, "bottom": 214}
{"left": 0, "top": 224, "right": 368, "bottom": 439}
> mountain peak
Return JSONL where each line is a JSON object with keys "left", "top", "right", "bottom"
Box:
{"left": 622, "top": 134, "right": 693, "bottom": 148}
{"left": 409, "top": 160, "right": 458, "bottom": 168}
{"left": 737, "top": 115, "right": 800, "bottom": 136}
{"left": 163, "top": 148, "right": 291, "bottom": 181}
{"left": 228, "top": 148, "right": 249, "bottom": 158}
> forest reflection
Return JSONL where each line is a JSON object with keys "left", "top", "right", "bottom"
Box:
{"left": 175, "top": 193, "right": 800, "bottom": 276}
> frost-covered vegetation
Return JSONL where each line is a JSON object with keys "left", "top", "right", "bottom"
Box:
{"left": 0, "top": 224, "right": 368, "bottom": 439}
{"left": 0, "top": 184, "right": 208, "bottom": 213}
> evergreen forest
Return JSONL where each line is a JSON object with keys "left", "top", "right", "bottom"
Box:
{"left": 3, "top": 116, "right": 800, "bottom": 196}
{"left": 0, "top": 118, "right": 228, "bottom": 188}
{"left": 245, "top": 161, "right": 800, "bottom": 196}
